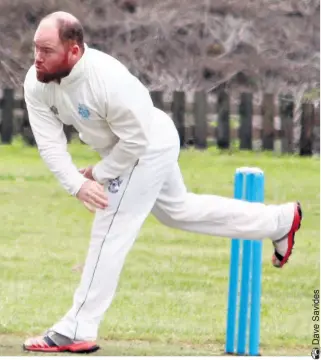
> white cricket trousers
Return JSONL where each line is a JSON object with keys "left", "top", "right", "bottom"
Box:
{"left": 52, "top": 118, "right": 295, "bottom": 341}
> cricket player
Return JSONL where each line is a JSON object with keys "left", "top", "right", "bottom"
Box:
{"left": 22, "top": 11, "right": 302, "bottom": 353}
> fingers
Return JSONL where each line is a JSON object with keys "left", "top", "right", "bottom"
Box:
{"left": 79, "top": 167, "right": 94, "bottom": 180}
{"left": 84, "top": 169, "right": 95, "bottom": 180}
{"left": 88, "top": 192, "right": 108, "bottom": 209}
{"left": 86, "top": 183, "right": 108, "bottom": 209}
{"left": 77, "top": 180, "right": 108, "bottom": 210}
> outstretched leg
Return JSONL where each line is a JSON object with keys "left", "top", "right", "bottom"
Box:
{"left": 152, "top": 163, "right": 302, "bottom": 267}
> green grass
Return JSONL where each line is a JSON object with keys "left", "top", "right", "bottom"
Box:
{"left": 0, "top": 138, "right": 319, "bottom": 356}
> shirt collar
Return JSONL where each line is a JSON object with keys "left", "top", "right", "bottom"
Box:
{"left": 59, "top": 43, "right": 88, "bottom": 86}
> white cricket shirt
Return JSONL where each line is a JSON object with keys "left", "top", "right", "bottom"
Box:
{"left": 24, "top": 45, "right": 176, "bottom": 196}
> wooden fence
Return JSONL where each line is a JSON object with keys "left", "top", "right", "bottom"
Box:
{"left": 0, "top": 88, "right": 319, "bottom": 155}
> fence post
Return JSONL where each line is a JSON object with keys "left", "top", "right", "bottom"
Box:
{"left": 313, "top": 105, "right": 320, "bottom": 156}
{"left": 172, "top": 91, "right": 185, "bottom": 147}
{"left": 150, "top": 91, "right": 164, "bottom": 111}
{"left": 261, "top": 94, "right": 274, "bottom": 151}
{"left": 217, "top": 90, "right": 230, "bottom": 149}
{"left": 239, "top": 92, "right": 253, "bottom": 150}
{"left": 193, "top": 91, "right": 208, "bottom": 149}
{"left": 20, "top": 100, "right": 35, "bottom": 146}
{"left": 279, "top": 94, "right": 294, "bottom": 154}
{"left": 1, "top": 88, "right": 14, "bottom": 144}
{"left": 300, "top": 102, "right": 314, "bottom": 156}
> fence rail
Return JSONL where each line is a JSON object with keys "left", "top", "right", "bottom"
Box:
{"left": 0, "top": 88, "right": 319, "bottom": 155}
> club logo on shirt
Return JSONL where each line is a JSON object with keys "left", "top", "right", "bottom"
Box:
{"left": 50, "top": 105, "right": 59, "bottom": 116}
{"left": 78, "top": 104, "right": 90, "bottom": 120}
{"left": 107, "top": 177, "right": 123, "bottom": 194}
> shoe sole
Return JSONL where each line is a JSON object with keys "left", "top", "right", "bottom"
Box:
{"left": 23, "top": 342, "right": 100, "bottom": 354}
{"left": 273, "top": 202, "right": 302, "bottom": 268}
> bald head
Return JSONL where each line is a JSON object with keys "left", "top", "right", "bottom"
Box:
{"left": 33, "top": 12, "right": 84, "bottom": 83}
{"left": 40, "top": 11, "right": 84, "bottom": 52}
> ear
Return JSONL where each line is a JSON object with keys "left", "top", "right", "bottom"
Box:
{"left": 71, "top": 44, "right": 80, "bottom": 55}
{"left": 70, "top": 41, "right": 80, "bottom": 55}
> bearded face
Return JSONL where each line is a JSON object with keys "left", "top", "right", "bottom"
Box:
{"left": 33, "top": 24, "right": 75, "bottom": 83}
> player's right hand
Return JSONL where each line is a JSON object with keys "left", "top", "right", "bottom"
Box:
{"left": 76, "top": 180, "right": 108, "bottom": 210}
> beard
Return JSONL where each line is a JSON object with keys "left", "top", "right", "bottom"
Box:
{"left": 35, "top": 52, "right": 73, "bottom": 84}
{"left": 36, "top": 67, "right": 72, "bottom": 84}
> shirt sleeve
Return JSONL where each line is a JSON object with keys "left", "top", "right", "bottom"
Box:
{"left": 24, "top": 69, "right": 87, "bottom": 196}
{"left": 92, "top": 68, "right": 152, "bottom": 184}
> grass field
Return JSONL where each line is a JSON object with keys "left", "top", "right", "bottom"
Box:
{"left": 0, "top": 138, "right": 319, "bottom": 356}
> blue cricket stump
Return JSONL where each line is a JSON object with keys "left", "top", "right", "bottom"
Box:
{"left": 225, "top": 167, "right": 265, "bottom": 356}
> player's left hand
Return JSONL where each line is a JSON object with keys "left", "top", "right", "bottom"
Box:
{"left": 79, "top": 166, "right": 95, "bottom": 181}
